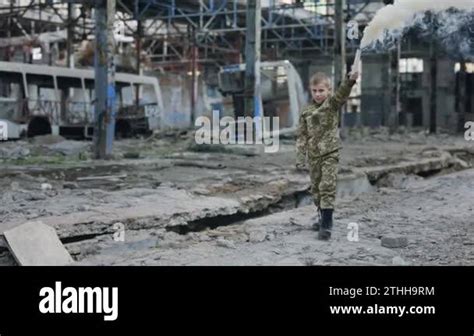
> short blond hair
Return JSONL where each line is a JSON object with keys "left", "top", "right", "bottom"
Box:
{"left": 310, "top": 72, "right": 332, "bottom": 88}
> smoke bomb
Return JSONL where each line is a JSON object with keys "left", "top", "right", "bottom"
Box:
{"left": 352, "top": 49, "right": 361, "bottom": 73}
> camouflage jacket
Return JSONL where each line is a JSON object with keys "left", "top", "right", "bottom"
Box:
{"left": 296, "top": 77, "right": 356, "bottom": 164}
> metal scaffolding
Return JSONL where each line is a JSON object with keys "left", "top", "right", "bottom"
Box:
{"left": 0, "top": 0, "right": 381, "bottom": 70}
{"left": 112, "top": 0, "right": 379, "bottom": 70}
{"left": 0, "top": 1, "right": 93, "bottom": 65}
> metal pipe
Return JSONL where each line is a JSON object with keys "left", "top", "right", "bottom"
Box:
{"left": 93, "top": 0, "right": 116, "bottom": 159}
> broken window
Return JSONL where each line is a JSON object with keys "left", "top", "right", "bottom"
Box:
{"left": 399, "top": 58, "right": 424, "bottom": 73}
{"left": 455, "top": 62, "right": 474, "bottom": 73}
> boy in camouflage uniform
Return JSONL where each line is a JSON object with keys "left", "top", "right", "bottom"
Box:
{"left": 296, "top": 71, "right": 359, "bottom": 240}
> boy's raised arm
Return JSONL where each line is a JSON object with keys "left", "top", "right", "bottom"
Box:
{"left": 328, "top": 72, "right": 359, "bottom": 111}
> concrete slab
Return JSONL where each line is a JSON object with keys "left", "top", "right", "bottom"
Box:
{"left": 0, "top": 187, "right": 243, "bottom": 240}
{"left": 3, "top": 221, "right": 74, "bottom": 266}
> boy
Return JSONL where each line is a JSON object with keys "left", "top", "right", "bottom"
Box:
{"left": 296, "top": 71, "right": 359, "bottom": 240}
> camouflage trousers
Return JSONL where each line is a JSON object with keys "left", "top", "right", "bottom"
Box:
{"left": 308, "top": 150, "right": 339, "bottom": 210}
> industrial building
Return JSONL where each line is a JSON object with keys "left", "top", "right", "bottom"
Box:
{"left": 1, "top": 0, "right": 472, "bottom": 139}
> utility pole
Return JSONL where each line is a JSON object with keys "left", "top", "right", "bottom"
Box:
{"left": 457, "top": 61, "right": 467, "bottom": 132}
{"left": 134, "top": 0, "right": 142, "bottom": 108}
{"left": 6, "top": 0, "right": 14, "bottom": 61}
{"left": 190, "top": 26, "right": 197, "bottom": 125}
{"left": 66, "top": 2, "right": 74, "bottom": 68}
{"left": 334, "top": 0, "right": 346, "bottom": 129}
{"left": 388, "top": 39, "right": 401, "bottom": 132}
{"left": 244, "top": 0, "right": 262, "bottom": 136}
{"left": 94, "top": 0, "right": 116, "bottom": 159}
{"left": 429, "top": 13, "right": 437, "bottom": 134}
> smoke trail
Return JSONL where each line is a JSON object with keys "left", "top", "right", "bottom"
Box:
{"left": 360, "top": 0, "right": 474, "bottom": 50}
{"left": 431, "top": 10, "right": 474, "bottom": 59}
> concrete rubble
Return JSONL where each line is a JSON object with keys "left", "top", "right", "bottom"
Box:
{"left": 0, "top": 129, "right": 473, "bottom": 266}
{"left": 381, "top": 235, "right": 409, "bottom": 248}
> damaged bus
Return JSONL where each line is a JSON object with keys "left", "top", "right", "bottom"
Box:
{"left": 218, "top": 60, "right": 306, "bottom": 135}
{"left": 0, "top": 61, "right": 163, "bottom": 139}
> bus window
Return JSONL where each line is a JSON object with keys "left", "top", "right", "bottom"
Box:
{"left": 0, "top": 72, "right": 23, "bottom": 97}
{"left": 121, "top": 85, "right": 134, "bottom": 106}
{"left": 26, "top": 74, "right": 55, "bottom": 89}
{"left": 0, "top": 73, "right": 22, "bottom": 121}
{"left": 0, "top": 87, "right": 20, "bottom": 120}
{"left": 141, "top": 84, "right": 158, "bottom": 104}
{"left": 57, "top": 76, "right": 90, "bottom": 124}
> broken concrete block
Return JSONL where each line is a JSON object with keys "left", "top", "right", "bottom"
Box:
{"left": 3, "top": 146, "right": 30, "bottom": 160}
{"left": 392, "top": 256, "right": 410, "bottom": 266}
{"left": 381, "top": 235, "right": 408, "bottom": 248}
{"left": 3, "top": 221, "right": 74, "bottom": 266}
{"left": 453, "top": 157, "right": 470, "bottom": 169}
{"left": 76, "top": 205, "right": 91, "bottom": 212}
{"left": 25, "top": 193, "right": 47, "bottom": 201}
{"left": 248, "top": 230, "right": 267, "bottom": 243}
{"left": 45, "top": 141, "right": 89, "bottom": 156}
{"left": 41, "top": 183, "right": 53, "bottom": 191}
{"left": 63, "top": 182, "right": 79, "bottom": 189}
{"left": 376, "top": 173, "right": 421, "bottom": 189}
{"left": 216, "top": 238, "right": 236, "bottom": 249}
{"left": 191, "top": 187, "right": 212, "bottom": 196}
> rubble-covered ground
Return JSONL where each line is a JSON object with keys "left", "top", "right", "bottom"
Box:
{"left": 0, "top": 128, "right": 473, "bottom": 266}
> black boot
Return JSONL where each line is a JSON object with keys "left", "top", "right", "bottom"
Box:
{"left": 318, "top": 209, "right": 333, "bottom": 241}
{"left": 312, "top": 208, "right": 322, "bottom": 231}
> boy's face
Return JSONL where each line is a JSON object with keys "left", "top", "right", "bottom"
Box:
{"left": 311, "top": 83, "right": 331, "bottom": 104}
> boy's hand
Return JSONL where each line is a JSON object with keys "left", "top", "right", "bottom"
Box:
{"left": 349, "top": 71, "right": 359, "bottom": 81}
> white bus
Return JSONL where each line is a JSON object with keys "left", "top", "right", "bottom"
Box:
{"left": 0, "top": 61, "right": 163, "bottom": 139}
{"left": 218, "top": 60, "right": 306, "bottom": 132}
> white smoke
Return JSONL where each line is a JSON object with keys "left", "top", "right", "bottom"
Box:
{"left": 361, "top": 0, "right": 474, "bottom": 49}
{"left": 430, "top": 10, "right": 474, "bottom": 59}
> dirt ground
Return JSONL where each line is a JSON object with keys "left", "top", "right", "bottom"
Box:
{"left": 0, "top": 128, "right": 473, "bottom": 266}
